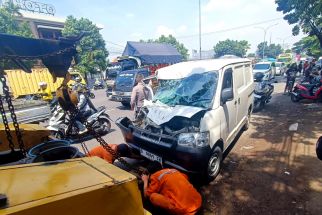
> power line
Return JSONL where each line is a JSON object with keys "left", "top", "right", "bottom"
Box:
{"left": 177, "top": 17, "right": 283, "bottom": 39}
{"left": 105, "top": 40, "right": 125, "bottom": 48}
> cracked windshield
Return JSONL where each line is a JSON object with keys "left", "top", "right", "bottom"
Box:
{"left": 1, "top": 0, "right": 322, "bottom": 214}
{"left": 154, "top": 72, "right": 218, "bottom": 108}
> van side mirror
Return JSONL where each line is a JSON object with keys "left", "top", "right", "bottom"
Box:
{"left": 221, "top": 88, "right": 233, "bottom": 104}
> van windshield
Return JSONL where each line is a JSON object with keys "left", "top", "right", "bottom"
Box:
{"left": 115, "top": 73, "right": 135, "bottom": 86}
{"left": 153, "top": 72, "right": 218, "bottom": 108}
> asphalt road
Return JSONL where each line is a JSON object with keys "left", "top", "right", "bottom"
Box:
{"left": 73, "top": 90, "right": 133, "bottom": 152}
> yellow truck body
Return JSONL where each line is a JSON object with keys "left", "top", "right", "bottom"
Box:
{"left": 0, "top": 157, "right": 149, "bottom": 215}
{"left": 5, "top": 68, "right": 86, "bottom": 97}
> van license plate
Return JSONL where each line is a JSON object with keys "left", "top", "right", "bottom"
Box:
{"left": 140, "top": 149, "right": 162, "bottom": 163}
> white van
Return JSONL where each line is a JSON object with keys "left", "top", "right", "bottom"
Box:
{"left": 117, "top": 58, "right": 254, "bottom": 182}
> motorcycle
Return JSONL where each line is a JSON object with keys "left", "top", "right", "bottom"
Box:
{"left": 291, "top": 76, "right": 322, "bottom": 102}
{"left": 84, "top": 87, "right": 95, "bottom": 99}
{"left": 93, "top": 81, "right": 105, "bottom": 90}
{"left": 47, "top": 104, "right": 111, "bottom": 139}
{"left": 253, "top": 72, "right": 274, "bottom": 112}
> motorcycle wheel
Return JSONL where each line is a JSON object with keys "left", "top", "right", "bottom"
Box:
{"left": 253, "top": 100, "right": 264, "bottom": 112}
{"left": 95, "top": 118, "right": 111, "bottom": 135}
{"left": 51, "top": 130, "right": 65, "bottom": 139}
{"left": 89, "top": 93, "right": 95, "bottom": 99}
{"left": 291, "top": 92, "right": 300, "bottom": 103}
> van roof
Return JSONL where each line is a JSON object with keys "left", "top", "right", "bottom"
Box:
{"left": 157, "top": 58, "right": 251, "bottom": 79}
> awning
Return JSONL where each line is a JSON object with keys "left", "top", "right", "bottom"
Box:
{"left": 0, "top": 33, "right": 80, "bottom": 77}
{"left": 122, "top": 41, "right": 182, "bottom": 65}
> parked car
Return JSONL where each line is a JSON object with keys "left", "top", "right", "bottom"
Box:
{"left": 253, "top": 61, "right": 276, "bottom": 79}
{"left": 116, "top": 58, "right": 254, "bottom": 183}
{"left": 275, "top": 62, "right": 286, "bottom": 76}
{"left": 111, "top": 69, "right": 149, "bottom": 106}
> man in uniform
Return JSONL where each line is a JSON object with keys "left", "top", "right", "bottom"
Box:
{"left": 130, "top": 74, "right": 151, "bottom": 119}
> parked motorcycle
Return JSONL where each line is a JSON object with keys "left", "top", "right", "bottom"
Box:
{"left": 84, "top": 87, "right": 95, "bottom": 99}
{"left": 291, "top": 76, "right": 322, "bottom": 102}
{"left": 253, "top": 72, "right": 274, "bottom": 112}
{"left": 93, "top": 80, "right": 105, "bottom": 90}
{"left": 47, "top": 104, "right": 111, "bottom": 139}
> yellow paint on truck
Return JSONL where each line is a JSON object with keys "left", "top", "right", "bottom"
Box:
{"left": 5, "top": 68, "right": 86, "bottom": 97}
{"left": 0, "top": 157, "right": 149, "bottom": 215}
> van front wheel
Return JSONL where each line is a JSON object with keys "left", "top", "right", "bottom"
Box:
{"left": 203, "top": 146, "right": 223, "bottom": 183}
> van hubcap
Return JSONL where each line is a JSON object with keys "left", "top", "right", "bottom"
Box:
{"left": 208, "top": 153, "right": 220, "bottom": 176}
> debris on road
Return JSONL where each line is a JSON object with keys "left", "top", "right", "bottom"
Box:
{"left": 241, "top": 145, "right": 254, "bottom": 150}
{"left": 289, "top": 123, "right": 298, "bottom": 131}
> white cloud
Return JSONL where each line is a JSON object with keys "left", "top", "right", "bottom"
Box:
{"left": 202, "top": 0, "right": 242, "bottom": 12}
{"left": 177, "top": 25, "right": 187, "bottom": 33}
{"left": 156, "top": 25, "right": 175, "bottom": 36}
{"left": 130, "top": 32, "right": 143, "bottom": 38}
{"left": 126, "top": 13, "right": 134, "bottom": 18}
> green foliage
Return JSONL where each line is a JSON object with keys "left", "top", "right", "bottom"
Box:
{"left": 213, "top": 39, "right": 250, "bottom": 58}
{"left": 247, "top": 53, "right": 256, "bottom": 58}
{"left": 256, "top": 42, "right": 283, "bottom": 58}
{"left": 292, "top": 36, "right": 322, "bottom": 58}
{"left": 62, "top": 16, "right": 108, "bottom": 74}
{"left": 142, "top": 35, "right": 189, "bottom": 60}
{"left": 0, "top": 1, "right": 33, "bottom": 37}
{"left": 275, "top": 0, "right": 322, "bottom": 48}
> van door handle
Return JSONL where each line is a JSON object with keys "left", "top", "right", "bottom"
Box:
{"left": 238, "top": 98, "right": 240, "bottom": 104}
{"left": 234, "top": 100, "right": 237, "bottom": 105}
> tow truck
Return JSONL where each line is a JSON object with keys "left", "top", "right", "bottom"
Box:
{"left": 0, "top": 33, "right": 149, "bottom": 215}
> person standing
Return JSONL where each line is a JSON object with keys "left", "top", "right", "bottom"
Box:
{"left": 130, "top": 74, "right": 151, "bottom": 118}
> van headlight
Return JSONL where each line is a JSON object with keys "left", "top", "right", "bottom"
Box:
{"left": 178, "top": 132, "right": 210, "bottom": 147}
{"left": 124, "top": 92, "right": 132, "bottom": 96}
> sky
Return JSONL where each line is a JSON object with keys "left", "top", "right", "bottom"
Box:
{"left": 43, "top": 0, "right": 304, "bottom": 59}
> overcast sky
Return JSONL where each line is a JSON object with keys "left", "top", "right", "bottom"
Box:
{"left": 45, "top": 0, "right": 304, "bottom": 59}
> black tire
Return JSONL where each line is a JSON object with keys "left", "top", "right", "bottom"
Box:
{"left": 316, "top": 137, "right": 322, "bottom": 160}
{"left": 95, "top": 118, "right": 111, "bottom": 135}
{"left": 291, "top": 92, "right": 300, "bottom": 102}
{"left": 121, "top": 101, "right": 130, "bottom": 107}
{"left": 52, "top": 130, "right": 65, "bottom": 139}
{"left": 202, "top": 146, "right": 223, "bottom": 183}
{"left": 89, "top": 93, "right": 95, "bottom": 99}
{"left": 253, "top": 100, "right": 264, "bottom": 112}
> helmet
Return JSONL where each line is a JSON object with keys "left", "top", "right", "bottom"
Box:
{"left": 254, "top": 72, "right": 264, "bottom": 82}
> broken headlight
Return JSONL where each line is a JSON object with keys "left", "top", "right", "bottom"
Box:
{"left": 178, "top": 132, "right": 209, "bottom": 148}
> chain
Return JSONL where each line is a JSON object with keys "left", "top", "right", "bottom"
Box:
{"left": 1, "top": 46, "right": 75, "bottom": 60}
{"left": 0, "top": 95, "right": 15, "bottom": 152}
{"left": 0, "top": 72, "right": 26, "bottom": 156}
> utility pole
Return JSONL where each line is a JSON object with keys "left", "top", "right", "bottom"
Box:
{"left": 199, "top": 0, "right": 202, "bottom": 60}
{"left": 254, "top": 23, "right": 278, "bottom": 60}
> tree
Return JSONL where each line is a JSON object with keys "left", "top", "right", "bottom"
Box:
{"left": 62, "top": 16, "right": 108, "bottom": 77}
{"left": 275, "top": 0, "right": 322, "bottom": 48}
{"left": 0, "top": 1, "right": 33, "bottom": 37}
{"left": 256, "top": 42, "right": 283, "bottom": 58}
{"left": 141, "top": 35, "right": 189, "bottom": 60}
{"left": 292, "top": 36, "right": 322, "bottom": 57}
{"left": 213, "top": 39, "right": 250, "bottom": 58}
{"left": 247, "top": 53, "right": 256, "bottom": 58}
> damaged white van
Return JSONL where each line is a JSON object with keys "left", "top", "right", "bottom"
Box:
{"left": 116, "top": 58, "right": 254, "bottom": 182}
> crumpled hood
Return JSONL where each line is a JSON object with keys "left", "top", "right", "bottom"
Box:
{"left": 144, "top": 100, "right": 205, "bottom": 125}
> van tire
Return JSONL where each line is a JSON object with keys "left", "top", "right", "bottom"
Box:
{"left": 202, "top": 146, "right": 223, "bottom": 183}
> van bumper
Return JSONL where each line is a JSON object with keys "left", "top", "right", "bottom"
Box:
{"left": 110, "top": 95, "right": 131, "bottom": 102}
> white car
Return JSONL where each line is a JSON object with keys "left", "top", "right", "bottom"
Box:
{"left": 275, "top": 62, "right": 286, "bottom": 76}
{"left": 117, "top": 58, "right": 254, "bottom": 183}
{"left": 253, "top": 61, "right": 276, "bottom": 79}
